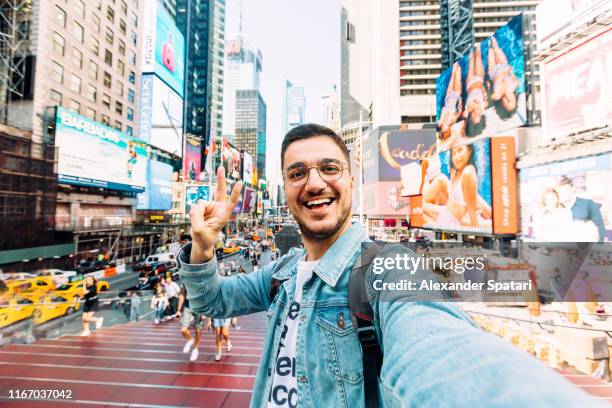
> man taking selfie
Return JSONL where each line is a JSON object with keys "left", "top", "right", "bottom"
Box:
{"left": 180, "top": 124, "right": 597, "bottom": 407}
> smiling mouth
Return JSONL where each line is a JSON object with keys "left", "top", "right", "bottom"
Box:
{"left": 303, "top": 197, "right": 335, "bottom": 210}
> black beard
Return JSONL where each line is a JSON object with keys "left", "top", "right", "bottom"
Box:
{"left": 294, "top": 201, "right": 352, "bottom": 242}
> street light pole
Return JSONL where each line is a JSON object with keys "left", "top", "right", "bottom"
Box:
{"left": 358, "top": 110, "right": 364, "bottom": 230}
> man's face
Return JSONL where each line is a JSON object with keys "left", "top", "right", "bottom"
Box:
{"left": 283, "top": 136, "right": 353, "bottom": 240}
{"left": 556, "top": 183, "right": 575, "bottom": 205}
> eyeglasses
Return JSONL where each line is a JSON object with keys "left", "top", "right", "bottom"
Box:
{"left": 283, "top": 161, "right": 347, "bottom": 187}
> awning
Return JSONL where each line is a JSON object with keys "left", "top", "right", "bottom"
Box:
{"left": 0, "top": 243, "right": 75, "bottom": 265}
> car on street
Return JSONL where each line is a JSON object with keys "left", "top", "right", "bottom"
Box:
{"left": 0, "top": 293, "right": 39, "bottom": 328}
{"left": 37, "top": 269, "right": 78, "bottom": 286}
{"left": 31, "top": 294, "right": 80, "bottom": 325}
{"left": 52, "top": 276, "right": 110, "bottom": 304}
{"left": 77, "top": 261, "right": 99, "bottom": 274}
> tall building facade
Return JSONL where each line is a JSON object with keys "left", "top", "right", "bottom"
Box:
{"left": 283, "top": 81, "right": 305, "bottom": 134}
{"left": 321, "top": 85, "right": 341, "bottom": 133}
{"left": 235, "top": 89, "right": 266, "bottom": 178}
{"left": 341, "top": 0, "right": 540, "bottom": 127}
{"left": 176, "top": 0, "right": 225, "bottom": 163}
{"left": 222, "top": 36, "right": 263, "bottom": 144}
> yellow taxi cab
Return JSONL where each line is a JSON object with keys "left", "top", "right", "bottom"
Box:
{"left": 266, "top": 228, "right": 273, "bottom": 238}
{"left": 31, "top": 293, "right": 80, "bottom": 325}
{"left": 0, "top": 293, "right": 39, "bottom": 328}
{"left": 52, "top": 276, "right": 110, "bottom": 303}
{"left": 223, "top": 244, "right": 242, "bottom": 254}
{"left": 2, "top": 276, "right": 56, "bottom": 296}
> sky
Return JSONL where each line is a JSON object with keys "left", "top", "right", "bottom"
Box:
{"left": 225, "top": 0, "right": 341, "bottom": 186}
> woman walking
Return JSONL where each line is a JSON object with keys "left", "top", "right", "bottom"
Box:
{"left": 80, "top": 276, "right": 103, "bottom": 336}
{"left": 213, "top": 318, "right": 232, "bottom": 361}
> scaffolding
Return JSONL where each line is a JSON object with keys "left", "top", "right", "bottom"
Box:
{"left": 0, "top": 0, "right": 32, "bottom": 124}
{"left": 440, "top": 0, "right": 475, "bottom": 70}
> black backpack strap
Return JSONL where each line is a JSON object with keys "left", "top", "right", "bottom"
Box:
{"left": 349, "top": 242, "right": 383, "bottom": 408}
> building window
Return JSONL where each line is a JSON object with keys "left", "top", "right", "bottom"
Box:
{"left": 131, "top": 12, "right": 138, "bottom": 28}
{"left": 73, "top": 22, "right": 84, "bottom": 43}
{"left": 51, "top": 61, "right": 63, "bottom": 84}
{"left": 118, "top": 60, "right": 125, "bottom": 76}
{"left": 126, "top": 126, "right": 133, "bottom": 136}
{"left": 53, "top": 32, "right": 65, "bottom": 55}
{"left": 92, "top": 14, "right": 100, "bottom": 32}
{"left": 107, "top": 6, "right": 115, "bottom": 23}
{"left": 115, "top": 81, "right": 123, "bottom": 96}
{"left": 118, "top": 39, "right": 125, "bottom": 55}
{"left": 128, "top": 71, "right": 135, "bottom": 84}
{"left": 127, "top": 88, "right": 135, "bottom": 103}
{"left": 69, "top": 99, "right": 80, "bottom": 114}
{"left": 85, "top": 108, "right": 95, "bottom": 120}
{"left": 69, "top": 74, "right": 81, "bottom": 94}
{"left": 128, "top": 51, "right": 136, "bottom": 65}
{"left": 90, "top": 36, "right": 99, "bottom": 55}
{"left": 119, "top": 20, "right": 127, "bottom": 35}
{"left": 130, "top": 31, "right": 137, "bottom": 47}
{"left": 113, "top": 120, "right": 122, "bottom": 131}
{"left": 101, "top": 114, "right": 110, "bottom": 125}
{"left": 72, "top": 48, "right": 83, "bottom": 69}
{"left": 104, "top": 49, "right": 113, "bottom": 66}
{"left": 76, "top": 0, "right": 85, "bottom": 17}
{"left": 88, "top": 60, "right": 98, "bottom": 80}
{"left": 50, "top": 89, "right": 62, "bottom": 105}
{"left": 55, "top": 6, "right": 66, "bottom": 28}
{"left": 127, "top": 107, "right": 134, "bottom": 121}
{"left": 87, "top": 84, "right": 97, "bottom": 101}
{"left": 103, "top": 71, "right": 111, "bottom": 88}
{"left": 102, "top": 93, "right": 111, "bottom": 109}
{"left": 121, "top": 1, "right": 128, "bottom": 15}
{"left": 115, "top": 101, "right": 123, "bottom": 115}
{"left": 105, "top": 27, "right": 114, "bottom": 45}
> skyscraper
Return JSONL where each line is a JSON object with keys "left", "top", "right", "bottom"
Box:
{"left": 283, "top": 81, "right": 305, "bottom": 134}
{"left": 321, "top": 85, "right": 341, "bottom": 133}
{"left": 341, "top": 0, "right": 540, "bottom": 127}
{"left": 175, "top": 0, "right": 225, "bottom": 165}
{"left": 235, "top": 89, "right": 266, "bottom": 178}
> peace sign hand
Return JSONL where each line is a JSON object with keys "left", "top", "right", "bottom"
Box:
{"left": 189, "top": 166, "right": 243, "bottom": 263}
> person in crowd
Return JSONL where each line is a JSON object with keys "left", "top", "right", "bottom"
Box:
{"left": 533, "top": 188, "right": 573, "bottom": 241}
{"left": 178, "top": 284, "right": 205, "bottom": 362}
{"left": 556, "top": 176, "right": 606, "bottom": 242}
{"left": 80, "top": 276, "right": 103, "bottom": 336}
{"left": 437, "top": 62, "right": 463, "bottom": 141}
{"left": 212, "top": 317, "right": 232, "bottom": 361}
{"left": 163, "top": 276, "right": 180, "bottom": 320}
{"left": 463, "top": 45, "right": 488, "bottom": 136}
{"left": 129, "top": 291, "right": 141, "bottom": 322}
{"left": 180, "top": 124, "right": 597, "bottom": 407}
{"left": 487, "top": 36, "right": 520, "bottom": 118}
{"left": 150, "top": 285, "right": 168, "bottom": 325}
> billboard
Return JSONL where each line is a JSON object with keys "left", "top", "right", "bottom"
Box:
{"left": 362, "top": 182, "right": 410, "bottom": 217}
{"left": 141, "top": 1, "right": 185, "bottom": 96}
{"left": 137, "top": 160, "right": 173, "bottom": 210}
{"left": 183, "top": 136, "right": 201, "bottom": 182}
{"left": 55, "top": 107, "right": 147, "bottom": 192}
{"left": 543, "top": 29, "right": 612, "bottom": 140}
{"left": 435, "top": 14, "right": 526, "bottom": 151}
{"left": 242, "top": 151, "right": 254, "bottom": 185}
{"left": 223, "top": 141, "right": 242, "bottom": 181}
{"left": 257, "top": 191, "right": 263, "bottom": 215}
{"left": 536, "top": 0, "right": 609, "bottom": 50}
{"left": 520, "top": 154, "right": 612, "bottom": 242}
{"left": 185, "top": 185, "right": 210, "bottom": 218}
{"left": 242, "top": 188, "right": 256, "bottom": 213}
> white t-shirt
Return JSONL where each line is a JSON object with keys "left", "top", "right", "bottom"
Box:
{"left": 267, "top": 257, "right": 319, "bottom": 408}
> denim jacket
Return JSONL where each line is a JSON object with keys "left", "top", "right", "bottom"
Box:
{"left": 179, "top": 223, "right": 597, "bottom": 407}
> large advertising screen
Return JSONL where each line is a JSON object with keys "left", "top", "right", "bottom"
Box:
{"left": 242, "top": 151, "right": 254, "bottom": 185}
{"left": 222, "top": 141, "right": 242, "bottom": 181}
{"left": 543, "top": 29, "right": 612, "bottom": 140}
{"left": 137, "top": 160, "right": 173, "bottom": 210}
{"left": 435, "top": 14, "right": 526, "bottom": 152}
{"left": 183, "top": 136, "right": 201, "bottom": 182}
{"left": 185, "top": 185, "right": 210, "bottom": 218}
{"left": 242, "top": 187, "right": 256, "bottom": 213}
{"left": 520, "top": 154, "right": 612, "bottom": 242}
{"left": 55, "top": 107, "right": 148, "bottom": 192}
{"left": 141, "top": 2, "right": 185, "bottom": 96}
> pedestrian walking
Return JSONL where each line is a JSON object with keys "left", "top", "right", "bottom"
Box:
{"left": 80, "top": 276, "right": 103, "bottom": 336}
{"left": 178, "top": 284, "right": 205, "bottom": 362}
{"left": 163, "top": 276, "right": 180, "bottom": 320}
{"left": 129, "top": 291, "right": 141, "bottom": 321}
{"left": 150, "top": 286, "right": 168, "bottom": 324}
{"left": 212, "top": 317, "right": 232, "bottom": 361}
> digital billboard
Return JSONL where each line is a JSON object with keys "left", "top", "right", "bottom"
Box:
{"left": 141, "top": 1, "right": 185, "bottom": 97}
{"left": 222, "top": 141, "right": 242, "bottom": 181}
{"left": 520, "top": 154, "right": 612, "bottom": 242}
{"left": 543, "top": 29, "right": 612, "bottom": 140}
{"left": 55, "top": 107, "right": 147, "bottom": 192}
{"left": 183, "top": 136, "right": 201, "bottom": 182}
{"left": 435, "top": 14, "right": 526, "bottom": 152}
{"left": 242, "top": 151, "right": 254, "bottom": 185}
{"left": 185, "top": 185, "right": 210, "bottom": 218}
{"left": 242, "top": 188, "right": 256, "bottom": 213}
{"left": 256, "top": 191, "right": 263, "bottom": 215}
{"left": 137, "top": 160, "right": 173, "bottom": 210}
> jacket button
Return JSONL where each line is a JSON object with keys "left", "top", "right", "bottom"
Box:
{"left": 300, "top": 314, "right": 306, "bottom": 321}
{"left": 299, "top": 375, "right": 308, "bottom": 383}
{"left": 268, "top": 368, "right": 272, "bottom": 376}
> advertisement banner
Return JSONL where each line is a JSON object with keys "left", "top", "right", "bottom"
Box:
{"left": 137, "top": 160, "right": 173, "bottom": 210}
{"left": 242, "top": 151, "right": 253, "bottom": 185}
{"left": 223, "top": 142, "right": 242, "bottom": 181}
{"left": 543, "top": 29, "right": 612, "bottom": 139}
{"left": 55, "top": 107, "right": 148, "bottom": 192}
{"left": 242, "top": 188, "right": 256, "bottom": 213}
{"left": 491, "top": 137, "right": 518, "bottom": 234}
{"left": 421, "top": 138, "right": 493, "bottom": 234}
{"left": 183, "top": 136, "right": 201, "bottom": 182}
{"left": 409, "top": 196, "right": 424, "bottom": 228}
{"left": 141, "top": 2, "right": 185, "bottom": 97}
{"left": 520, "top": 154, "right": 612, "bottom": 242}
{"left": 185, "top": 185, "right": 210, "bottom": 218}
{"left": 435, "top": 14, "right": 526, "bottom": 152}
{"left": 148, "top": 75, "right": 183, "bottom": 156}
{"left": 362, "top": 182, "right": 410, "bottom": 217}
{"left": 257, "top": 191, "right": 263, "bottom": 215}
{"left": 139, "top": 75, "right": 154, "bottom": 144}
